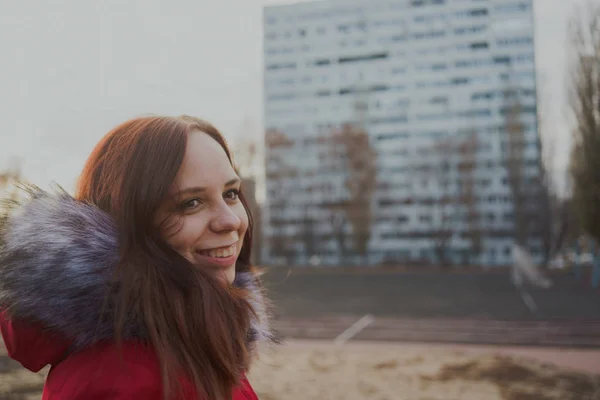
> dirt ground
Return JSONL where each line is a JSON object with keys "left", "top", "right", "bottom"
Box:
{"left": 0, "top": 340, "right": 599, "bottom": 400}
{"left": 247, "top": 340, "right": 600, "bottom": 400}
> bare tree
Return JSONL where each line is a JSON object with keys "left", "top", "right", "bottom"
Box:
{"left": 235, "top": 142, "right": 257, "bottom": 179}
{"left": 231, "top": 123, "right": 263, "bottom": 187}
{"left": 534, "top": 74, "right": 577, "bottom": 266}
{"left": 321, "top": 151, "right": 349, "bottom": 264}
{"left": 457, "top": 130, "right": 483, "bottom": 264}
{"left": 428, "top": 131, "right": 481, "bottom": 266}
{"left": 325, "top": 204, "right": 349, "bottom": 264}
{"left": 268, "top": 197, "right": 296, "bottom": 265}
{"left": 338, "top": 123, "right": 377, "bottom": 263}
{"left": 264, "top": 129, "right": 297, "bottom": 264}
{"left": 325, "top": 123, "right": 377, "bottom": 264}
{"left": 300, "top": 207, "right": 319, "bottom": 264}
{"left": 568, "top": 3, "right": 600, "bottom": 245}
{"left": 431, "top": 137, "right": 457, "bottom": 266}
{"left": 0, "top": 165, "right": 23, "bottom": 242}
{"left": 240, "top": 177, "right": 263, "bottom": 265}
{"left": 232, "top": 131, "right": 264, "bottom": 265}
{"left": 502, "top": 78, "right": 530, "bottom": 247}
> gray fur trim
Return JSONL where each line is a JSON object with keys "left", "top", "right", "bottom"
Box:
{"left": 0, "top": 185, "right": 273, "bottom": 350}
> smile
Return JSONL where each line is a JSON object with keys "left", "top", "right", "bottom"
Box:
{"left": 197, "top": 243, "right": 236, "bottom": 259}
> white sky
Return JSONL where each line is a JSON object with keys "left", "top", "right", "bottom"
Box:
{"left": 0, "top": 0, "right": 595, "bottom": 193}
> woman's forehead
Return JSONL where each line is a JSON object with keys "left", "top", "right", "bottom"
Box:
{"left": 173, "top": 131, "right": 237, "bottom": 191}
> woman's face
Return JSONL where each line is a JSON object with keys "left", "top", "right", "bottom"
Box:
{"left": 155, "top": 131, "right": 248, "bottom": 284}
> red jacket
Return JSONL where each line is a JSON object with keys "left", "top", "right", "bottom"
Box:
{"left": 1, "top": 311, "right": 259, "bottom": 399}
{"left": 0, "top": 190, "right": 273, "bottom": 399}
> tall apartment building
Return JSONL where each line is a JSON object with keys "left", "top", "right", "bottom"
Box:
{"left": 263, "top": 0, "right": 540, "bottom": 266}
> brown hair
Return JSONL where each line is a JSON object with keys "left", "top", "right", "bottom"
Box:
{"left": 76, "top": 115, "right": 255, "bottom": 400}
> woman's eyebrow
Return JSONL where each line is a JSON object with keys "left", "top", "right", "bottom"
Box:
{"left": 177, "top": 177, "right": 241, "bottom": 195}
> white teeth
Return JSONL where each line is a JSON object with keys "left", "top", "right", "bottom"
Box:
{"left": 201, "top": 244, "right": 235, "bottom": 258}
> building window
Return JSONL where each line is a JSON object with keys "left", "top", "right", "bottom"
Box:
{"left": 470, "top": 8, "right": 489, "bottom": 16}
{"left": 516, "top": 53, "right": 534, "bottom": 63}
{"left": 456, "top": 109, "right": 491, "bottom": 118}
{"left": 338, "top": 52, "right": 388, "bottom": 64}
{"left": 430, "top": 96, "right": 448, "bottom": 104}
{"left": 493, "top": 56, "right": 511, "bottom": 65}
{"left": 472, "top": 91, "right": 494, "bottom": 100}
{"left": 455, "top": 25, "right": 486, "bottom": 35}
{"left": 414, "top": 30, "right": 445, "bottom": 40}
{"left": 420, "top": 215, "right": 432, "bottom": 223}
{"left": 496, "top": 3, "right": 531, "bottom": 13}
{"left": 417, "top": 113, "right": 450, "bottom": 121}
{"left": 497, "top": 37, "right": 533, "bottom": 46}
{"left": 499, "top": 105, "right": 536, "bottom": 115}
{"left": 470, "top": 41, "right": 489, "bottom": 50}
{"left": 451, "top": 77, "right": 470, "bottom": 85}
{"left": 376, "top": 132, "right": 409, "bottom": 141}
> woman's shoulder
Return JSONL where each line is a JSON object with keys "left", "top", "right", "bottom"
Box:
{"left": 44, "top": 341, "right": 165, "bottom": 400}
{"left": 43, "top": 341, "right": 260, "bottom": 400}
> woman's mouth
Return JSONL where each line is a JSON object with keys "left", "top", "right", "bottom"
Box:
{"left": 195, "top": 243, "right": 237, "bottom": 267}
{"left": 197, "top": 243, "right": 236, "bottom": 258}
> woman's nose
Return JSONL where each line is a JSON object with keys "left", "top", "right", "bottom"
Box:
{"left": 209, "top": 204, "right": 242, "bottom": 233}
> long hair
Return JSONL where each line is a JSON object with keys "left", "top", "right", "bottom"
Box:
{"left": 75, "top": 115, "right": 255, "bottom": 400}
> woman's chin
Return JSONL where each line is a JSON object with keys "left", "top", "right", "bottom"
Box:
{"left": 220, "top": 265, "right": 236, "bottom": 285}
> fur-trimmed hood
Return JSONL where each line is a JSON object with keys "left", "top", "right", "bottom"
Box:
{"left": 0, "top": 185, "right": 273, "bottom": 352}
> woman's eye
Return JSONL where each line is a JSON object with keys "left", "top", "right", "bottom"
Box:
{"left": 182, "top": 198, "right": 202, "bottom": 209}
{"left": 224, "top": 189, "right": 240, "bottom": 201}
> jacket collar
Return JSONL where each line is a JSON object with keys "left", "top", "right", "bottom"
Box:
{"left": 0, "top": 185, "right": 273, "bottom": 351}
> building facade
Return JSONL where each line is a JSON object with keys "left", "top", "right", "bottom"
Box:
{"left": 263, "top": 0, "right": 541, "bottom": 266}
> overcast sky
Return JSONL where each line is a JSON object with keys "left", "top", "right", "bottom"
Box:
{"left": 0, "top": 0, "right": 595, "bottom": 193}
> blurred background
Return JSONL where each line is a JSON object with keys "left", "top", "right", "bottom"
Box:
{"left": 1, "top": 0, "right": 600, "bottom": 399}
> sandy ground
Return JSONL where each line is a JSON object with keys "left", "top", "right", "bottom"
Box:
{"left": 248, "top": 340, "right": 600, "bottom": 400}
{"left": 276, "top": 340, "right": 600, "bottom": 374}
{"left": 0, "top": 340, "right": 599, "bottom": 399}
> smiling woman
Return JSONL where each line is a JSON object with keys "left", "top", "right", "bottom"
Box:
{"left": 0, "top": 115, "right": 274, "bottom": 400}
{"left": 154, "top": 127, "right": 249, "bottom": 285}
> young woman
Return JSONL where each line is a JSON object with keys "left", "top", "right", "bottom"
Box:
{"left": 0, "top": 115, "right": 274, "bottom": 399}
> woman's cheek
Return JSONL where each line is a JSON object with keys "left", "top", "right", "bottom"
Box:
{"left": 236, "top": 204, "right": 250, "bottom": 232}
